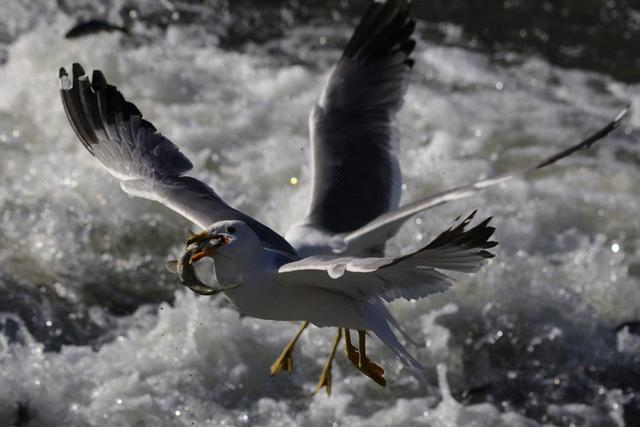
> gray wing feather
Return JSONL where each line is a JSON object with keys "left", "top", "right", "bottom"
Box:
{"left": 304, "top": 0, "right": 415, "bottom": 234}
{"left": 60, "top": 63, "right": 296, "bottom": 256}
{"left": 330, "top": 105, "right": 630, "bottom": 254}
{"left": 279, "top": 212, "right": 497, "bottom": 302}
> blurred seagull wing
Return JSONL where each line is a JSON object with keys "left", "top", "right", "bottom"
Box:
{"left": 60, "top": 63, "right": 296, "bottom": 256}
{"left": 300, "top": 0, "right": 415, "bottom": 236}
{"left": 330, "top": 104, "right": 630, "bottom": 254}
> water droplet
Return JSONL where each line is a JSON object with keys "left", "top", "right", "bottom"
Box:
{"left": 12, "top": 130, "right": 20, "bottom": 138}
{"left": 611, "top": 243, "right": 620, "bottom": 253}
{"left": 116, "top": 399, "right": 122, "bottom": 405}
{"left": 289, "top": 176, "right": 298, "bottom": 185}
{"left": 318, "top": 36, "right": 327, "bottom": 45}
{"left": 474, "top": 129, "right": 482, "bottom": 137}
{"left": 175, "top": 410, "right": 181, "bottom": 416}
{"left": 495, "top": 81, "right": 503, "bottom": 90}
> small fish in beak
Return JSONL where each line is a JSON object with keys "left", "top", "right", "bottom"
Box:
{"left": 177, "top": 244, "right": 219, "bottom": 295}
{"left": 165, "top": 234, "right": 237, "bottom": 296}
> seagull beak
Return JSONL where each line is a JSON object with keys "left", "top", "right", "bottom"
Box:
{"left": 189, "top": 234, "right": 229, "bottom": 263}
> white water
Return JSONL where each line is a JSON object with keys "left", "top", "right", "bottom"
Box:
{"left": 1, "top": 3, "right": 639, "bottom": 426}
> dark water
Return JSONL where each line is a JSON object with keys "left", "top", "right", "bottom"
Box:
{"left": 5, "top": 1, "right": 639, "bottom": 81}
{"left": 75, "top": 0, "right": 640, "bottom": 80}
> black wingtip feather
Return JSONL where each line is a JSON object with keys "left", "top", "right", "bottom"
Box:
{"left": 91, "top": 70, "right": 107, "bottom": 88}
{"left": 60, "top": 63, "right": 101, "bottom": 154}
{"left": 123, "top": 100, "right": 142, "bottom": 118}
{"left": 99, "top": 84, "right": 126, "bottom": 141}
{"left": 59, "top": 63, "right": 195, "bottom": 180}
{"left": 402, "top": 19, "right": 416, "bottom": 40}
{"left": 72, "top": 63, "right": 85, "bottom": 78}
{"left": 425, "top": 211, "right": 498, "bottom": 257}
{"left": 343, "top": 0, "right": 415, "bottom": 65}
{"left": 480, "top": 250, "right": 496, "bottom": 259}
{"left": 400, "top": 39, "right": 416, "bottom": 55}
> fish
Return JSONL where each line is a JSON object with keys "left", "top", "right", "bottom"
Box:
{"left": 166, "top": 239, "right": 239, "bottom": 296}
{"left": 64, "top": 19, "right": 130, "bottom": 39}
{"left": 166, "top": 244, "right": 218, "bottom": 295}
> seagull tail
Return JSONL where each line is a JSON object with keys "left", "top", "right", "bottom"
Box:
{"left": 358, "top": 299, "right": 425, "bottom": 371}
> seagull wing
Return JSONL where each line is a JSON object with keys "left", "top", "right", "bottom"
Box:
{"left": 60, "top": 63, "right": 296, "bottom": 256}
{"left": 330, "top": 105, "right": 630, "bottom": 254}
{"left": 301, "top": 0, "right": 415, "bottom": 236}
{"left": 277, "top": 211, "right": 496, "bottom": 369}
{"left": 278, "top": 211, "right": 496, "bottom": 303}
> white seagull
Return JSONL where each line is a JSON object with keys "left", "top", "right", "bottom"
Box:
{"left": 59, "top": 0, "right": 627, "bottom": 393}
{"left": 177, "top": 215, "right": 494, "bottom": 384}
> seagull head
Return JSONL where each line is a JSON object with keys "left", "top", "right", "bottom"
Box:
{"left": 187, "top": 220, "right": 260, "bottom": 263}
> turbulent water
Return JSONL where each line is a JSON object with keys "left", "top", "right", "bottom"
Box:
{"left": 1, "top": 1, "right": 639, "bottom": 426}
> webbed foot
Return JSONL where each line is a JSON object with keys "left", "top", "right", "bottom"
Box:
{"left": 314, "top": 329, "right": 343, "bottom": 396}
{"left": 344, "top": 329, "right": 386, "bottom": 387}
{"left": 270, "top": 321, "right": 310, "bottom": 376}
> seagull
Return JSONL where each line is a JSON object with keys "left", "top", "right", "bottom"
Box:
{"left": 171, "top": 215, "right": 495, "bottom": 387}
{"left": 59, "top": 0, "right": 628, "bottom": 393}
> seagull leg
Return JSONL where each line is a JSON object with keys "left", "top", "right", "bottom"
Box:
{"left": 314, "top": 328, "right": 343, "bottom": 396}
{"left": 358, "top": 330, "right": 367, "bottom": 367}
{"left": 344, "top": 328, "right": 362, "bottom": 367}
{"left": 344, "top": 329, "right": 386, "bottom": 387}
{"left": 270, "top": 321, "right": 310, "bottom": 376}
{"left": 357, "top": 330, "right": 386, "bottom": 386}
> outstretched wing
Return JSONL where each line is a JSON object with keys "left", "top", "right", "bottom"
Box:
{"left": 302, "top": 0, "right": 415, "bottom": 234}
{"left": 278, "top": 212, "right": 496, "bottom": 303}
{"left": 329, "top": 105, "right": 630, "bottom": 254}
{"left": 60, "top": 63, "right": 296, "bottom": 256}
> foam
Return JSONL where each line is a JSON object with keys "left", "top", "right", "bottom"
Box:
{"left": 0, "top": 5, "right": 638, "bottom": 426}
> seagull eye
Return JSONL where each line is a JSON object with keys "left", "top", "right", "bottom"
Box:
{"left": 226, "top": 226, "right": 236, "bottom": 234}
